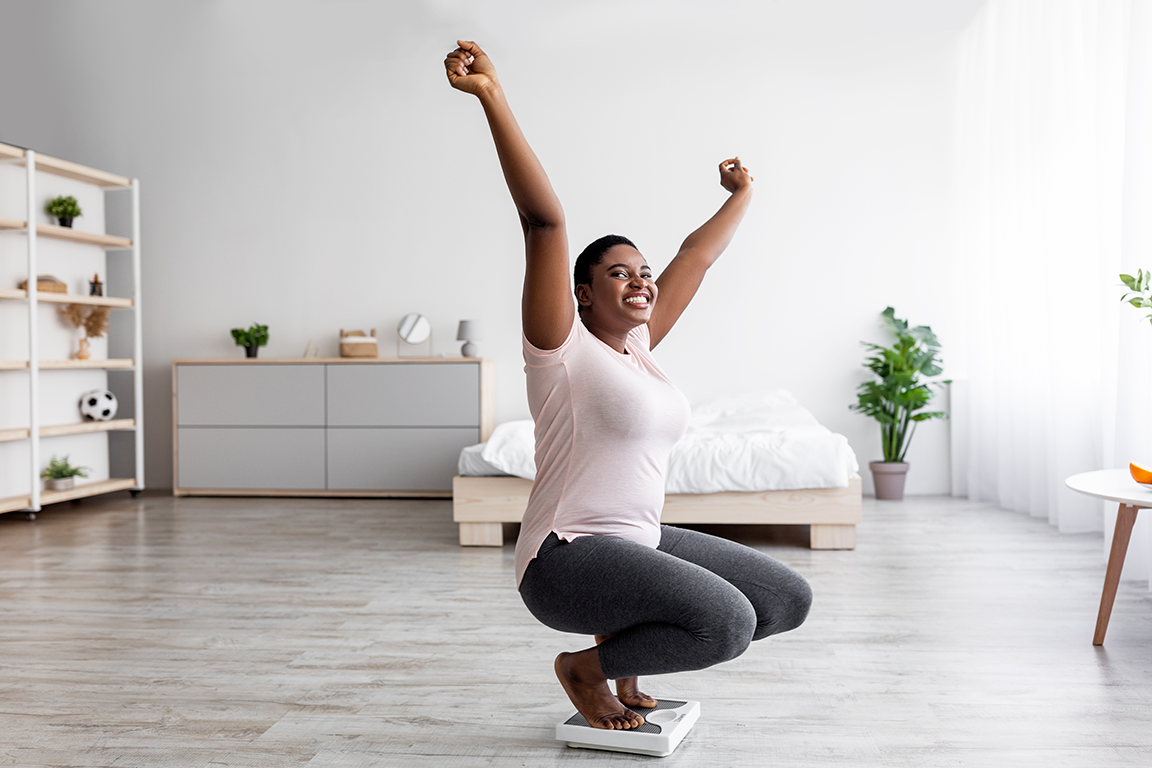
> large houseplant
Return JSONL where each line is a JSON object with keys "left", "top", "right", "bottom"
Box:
{"left": 1120, "top": 269, "right": 1152, "bottom": 325}
{"left": 850, "top": 307, "right": 948, "bottom": 500}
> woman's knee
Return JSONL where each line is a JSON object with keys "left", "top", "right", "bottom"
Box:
{"left": 752, "top": 573, "right": 813, "bottom": 641}
{"left": 705, "top": 591, "right": 758, "bottom": 664}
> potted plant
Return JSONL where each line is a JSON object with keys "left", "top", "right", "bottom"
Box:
{"left": 850, "top": 307, "right": 948, "bottom": 500}
{"left": 46, "top": 195, "right": 82, "bottom": 228}
{"left": 1120, "top": 269, "right": 1152, "bottom": 325}
{"left": 40, "top": 455, "right": 90, "bottom": 491}
{"left": 231, "top": 323, "right": 269, "bottom": 358}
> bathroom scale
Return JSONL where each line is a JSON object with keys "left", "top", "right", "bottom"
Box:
{"left": 556, "top": 699, "right": 700, "bottom": 757}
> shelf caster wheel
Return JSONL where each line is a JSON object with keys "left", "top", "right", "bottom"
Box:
{"left": 130, "top": 490, "right": 141, "bottom": 498}
{"left": 26, "top": 512, "right": 36, "bottom": 522}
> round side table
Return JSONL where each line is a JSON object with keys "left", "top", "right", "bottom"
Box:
{"left": 1065, "top": 469, "right": 1152, "bottom": 645}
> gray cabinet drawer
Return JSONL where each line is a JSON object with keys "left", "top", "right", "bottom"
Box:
{"left": 327, "top": 428, "right": 479, "bottom": 491}
{"left": 177, "top": 365, "right": 325, "bottom": 426}
{"left": 177, "top": 427, "right": 326, "bottom": 489}
{"left": 327, "top": 363, "right": 479, "bottom": 427}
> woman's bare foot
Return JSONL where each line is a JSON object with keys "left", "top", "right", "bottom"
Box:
{"left": 595, "top": 634, "right": 657, "bottom": 709}
{"left": 615, "top": 677, "right": 657, "bottom": 709}
{"left": 555, "top": 650, "right": 645, "bottom": 730}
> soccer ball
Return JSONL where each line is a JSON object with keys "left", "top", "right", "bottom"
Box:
{"left": 79, "top": 389, "right": 118, "bottom": 421}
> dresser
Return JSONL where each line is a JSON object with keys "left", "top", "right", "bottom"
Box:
{"left": 173, "top": 358, "right": 493, "bottom": 497}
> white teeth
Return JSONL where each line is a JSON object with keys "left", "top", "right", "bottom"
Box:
{"left": 625, "top": 296, "right": 649, "bottom": 304}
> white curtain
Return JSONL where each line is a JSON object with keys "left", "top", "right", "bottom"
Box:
{"left": 954, "top": 0, "right": 1152, "bottom": 582}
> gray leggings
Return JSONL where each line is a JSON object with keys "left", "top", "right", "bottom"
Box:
{"left": 519, "top": 526, "right": 812, "bottom": 680}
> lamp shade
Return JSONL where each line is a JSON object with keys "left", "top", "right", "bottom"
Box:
{"left": 456, "top": 320, "right": 481, "bottom": 341}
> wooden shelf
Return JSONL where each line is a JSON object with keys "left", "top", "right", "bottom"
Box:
{"left": 0, "top": 142, "right": 131, "bottom": 188}
{"left": 0, "top": 288, "right": 132, "bottom": 308}
{"left": 0, "top": 216, "right": 132, "bottom": 249}
{"left": 0, "top": 419, "right": 136, "bottom": 444}
{"left": 0, "top": 478, "right": 137, "bottom": 515}
{"left": 0, "top": 427, "right": 28, "bottom": 442}
{"left": 0, "top": 359, "right": 134, "bottom": 370}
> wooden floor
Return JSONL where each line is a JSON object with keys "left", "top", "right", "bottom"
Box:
{"left": 1, "top": 493, "right": 1151, "bottom": 767}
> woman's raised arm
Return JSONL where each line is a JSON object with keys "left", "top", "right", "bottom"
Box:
{"left": 445, "top": 41, "right": 574, "bottom": 350}
{"left": 647, "top": 158, "right": 753, "bottom": 349}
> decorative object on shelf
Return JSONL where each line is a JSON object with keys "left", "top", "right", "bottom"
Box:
{"left": 79, "top": 388, "right": 118, "bottom": 421}
{"left": 302, "top": 339, "right": 320, "bottom": 358}
{"left": 18, "top": 274, "right": 67, "bottom": 294}
{"left": 39, "top": 454, "right": 89, "bottom": 491}
{"left": 339, "top": 329, "right": 378, "bottom": 358}
{"left": 89, "top": 274, "right": 103, "bottom": 296}
{"left": 849, "top": 307, "right": 948, "bottom": 501}
{"left": 397, "top": 313, "right": 432, "bottom": 357}
{"left": 231, "top": 323, "right": 269, "bottom": 358}
{"left": 45, "top": 195, "right": 82, "bottom": 228}
{"left": 456, "top": 319, "right": 481, "bottom": 358}
{"left": 59, "top": 304, "right": 110, "bottom": 360}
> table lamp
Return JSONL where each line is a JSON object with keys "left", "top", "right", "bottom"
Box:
{"left": 457, "top": 320, "right": 481, "bottom": 357}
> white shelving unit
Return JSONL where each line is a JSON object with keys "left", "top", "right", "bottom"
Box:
{"left": 0, "top": 141, "right": 143, "bottom": 517}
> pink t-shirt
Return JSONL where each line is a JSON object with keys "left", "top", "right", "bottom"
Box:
{"left": 515, "top": 315, "right": 691, "bottom": 587}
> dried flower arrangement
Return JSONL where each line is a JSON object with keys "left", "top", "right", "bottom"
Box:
{"left": 59, "top": 304, "right": 110, "bottom": 339}
{"left": 59, "top": 304, "right": 110, "bottom": 360}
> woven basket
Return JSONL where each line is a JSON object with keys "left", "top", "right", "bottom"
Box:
{"left": 19, "top": 275, "right": 67, "bottom": 294}
{"left": 339, "top": 329, "right": 378, "bottom": 358}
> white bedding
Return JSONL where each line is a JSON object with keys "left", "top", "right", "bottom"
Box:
{"left": 459, "top": 391, "right": 860, "bottom": 493}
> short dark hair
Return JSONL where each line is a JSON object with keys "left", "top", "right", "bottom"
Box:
{"left": 574, "top": 234, "right": 638, "bottom": 311}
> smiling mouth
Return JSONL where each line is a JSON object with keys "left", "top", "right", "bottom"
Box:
{"left": 624, "top": 295, "right": 650, "bottom": 305}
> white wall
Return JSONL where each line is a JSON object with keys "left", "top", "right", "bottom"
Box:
{"left": 0, "top": 0, "right": 984, "bottom": 493}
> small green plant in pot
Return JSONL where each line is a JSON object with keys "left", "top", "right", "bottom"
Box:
{"left": 231, "top": 323, "right": 269, "bottom": 358}
{"left": 46, "top": 195, "right": 82, "bottom": 228}
{"left": 40, "top": 455, "right": 90, "bottom": 491}
{"left": 850, "top": 307, "right": 948, "bottom": 500}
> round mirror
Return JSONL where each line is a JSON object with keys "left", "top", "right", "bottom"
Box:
{"left": 398, "top": 313, "right": 432, "bottom": 345}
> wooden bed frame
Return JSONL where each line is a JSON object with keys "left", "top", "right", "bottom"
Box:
{"left": 452, "top": 474, "right": 863, "bottom": 549}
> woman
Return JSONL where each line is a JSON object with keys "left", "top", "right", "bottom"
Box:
{"left": 445, "top": 40, "right": 812, "bottom": 731}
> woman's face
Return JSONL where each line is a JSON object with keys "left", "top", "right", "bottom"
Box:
{"left": 577, "top": 244, "right": 657, "bottom": 328}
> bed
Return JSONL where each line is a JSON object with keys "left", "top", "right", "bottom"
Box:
{"left": 452, "top": 391, "right": 863, "bottom": 549}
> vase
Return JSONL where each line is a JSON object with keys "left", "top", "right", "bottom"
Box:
{"left": 57, "top": 216, "right": 73, "bottom": 228}
{"left": 870, "top": 461, "right": 910, "bottom": 500}
{"left": 245, "top": 344, "right": 259, "bottom": 358}
{"left": 47, "top": 477, "right": 74, "bottom": 491}
{"left": 76, "top": 337, "right": 90, "bottom": 360}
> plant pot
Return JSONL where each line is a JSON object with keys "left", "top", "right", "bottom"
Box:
{"left": 47, "top": 477, "right": 74, "bottom": 491}
{"left": 57, "top": 216, "right": 73, "bottom": 228}
{"left": 245, "top": 344, "right": 259, "bottom": 358}
{"left": 870, "top": 461, "right": 910, "bottom": 500}
{"left": 75, "top": 337, "right": 90, "bottom": 360}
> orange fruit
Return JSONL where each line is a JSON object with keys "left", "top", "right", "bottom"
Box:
{"left": 1130, "top": 462, "right": 1152, "bottom": 485}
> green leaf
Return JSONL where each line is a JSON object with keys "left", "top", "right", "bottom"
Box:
{"left": 1121, "top": 274, "right": 1137, "bottom": 289}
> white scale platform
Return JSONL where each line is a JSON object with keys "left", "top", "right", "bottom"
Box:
{"left": 556, "top": 699, "right": 700, "bottom": 757}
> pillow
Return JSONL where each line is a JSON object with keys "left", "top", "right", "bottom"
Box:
{"left": 479, "top": 420, "right": 537, "bottom": 480}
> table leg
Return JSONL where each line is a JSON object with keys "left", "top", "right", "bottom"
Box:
{"left": 1093, "top": 503, "right": 1140, "bottom": 646}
